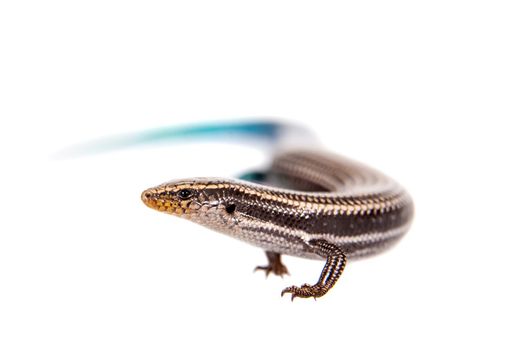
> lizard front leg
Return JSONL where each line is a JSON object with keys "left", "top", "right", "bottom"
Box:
{"left": 281, "top": 239, "right": 346, "bottom": 300}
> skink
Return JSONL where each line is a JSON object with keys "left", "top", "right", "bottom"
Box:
{"left": 136, "top": 121, "right": 414, "bottom": 300}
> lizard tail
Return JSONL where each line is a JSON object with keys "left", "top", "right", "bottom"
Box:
{"left": 57, "top": 119, "right": 315, "bottom": 158}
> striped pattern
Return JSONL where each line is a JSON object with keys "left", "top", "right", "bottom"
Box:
{"left": 142, "top": 150, "right": 413, "bottom": 260}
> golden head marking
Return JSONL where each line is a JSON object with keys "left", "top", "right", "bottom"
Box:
{"left": 141, "top": 181, "right": 200, "bottom": 216}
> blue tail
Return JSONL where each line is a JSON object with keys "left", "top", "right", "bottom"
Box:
{"left": 58, "top": 120, "right": 294, "bottom": 157}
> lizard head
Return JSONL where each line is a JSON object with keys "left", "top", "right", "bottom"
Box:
{"left": 141, "top": 178, "right": 242, "bottom": 230}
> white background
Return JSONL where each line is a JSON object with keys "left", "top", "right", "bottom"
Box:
{"left": 1, "top": 1, "right": 524, "bottom": 349}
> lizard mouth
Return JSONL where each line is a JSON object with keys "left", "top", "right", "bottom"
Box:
{"left": 141, "top": 188, "right": 156, "bottom": 208}
{"left": 141, "top": 187, "right": 184, "bottom": 215}
{"left": 141, "top": 188, "right": 171, "bottom": 212}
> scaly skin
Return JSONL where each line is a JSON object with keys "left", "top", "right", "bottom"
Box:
{"left": 142, "top": 150, "right": 413, "bottom": 299}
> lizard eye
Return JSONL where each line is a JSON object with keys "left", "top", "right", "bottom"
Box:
{"left": 177, "top": 189, "right": 194, "bottom": 200}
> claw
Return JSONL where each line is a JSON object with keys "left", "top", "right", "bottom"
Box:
{"left": 281, "top": 285, "right": 300, "bottom": 301}
{"left": 254, "top": 265, "right": 272, "bottom": 278}
{"left": 254, "top": 252, "right": 289, "bottom": 278}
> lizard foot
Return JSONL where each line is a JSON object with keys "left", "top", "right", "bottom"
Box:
{"left": 254, "top": 251, "right": 289, "bottom": 277}
{"left": 281, "top": 283, "right": 328, "bottom": 301}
